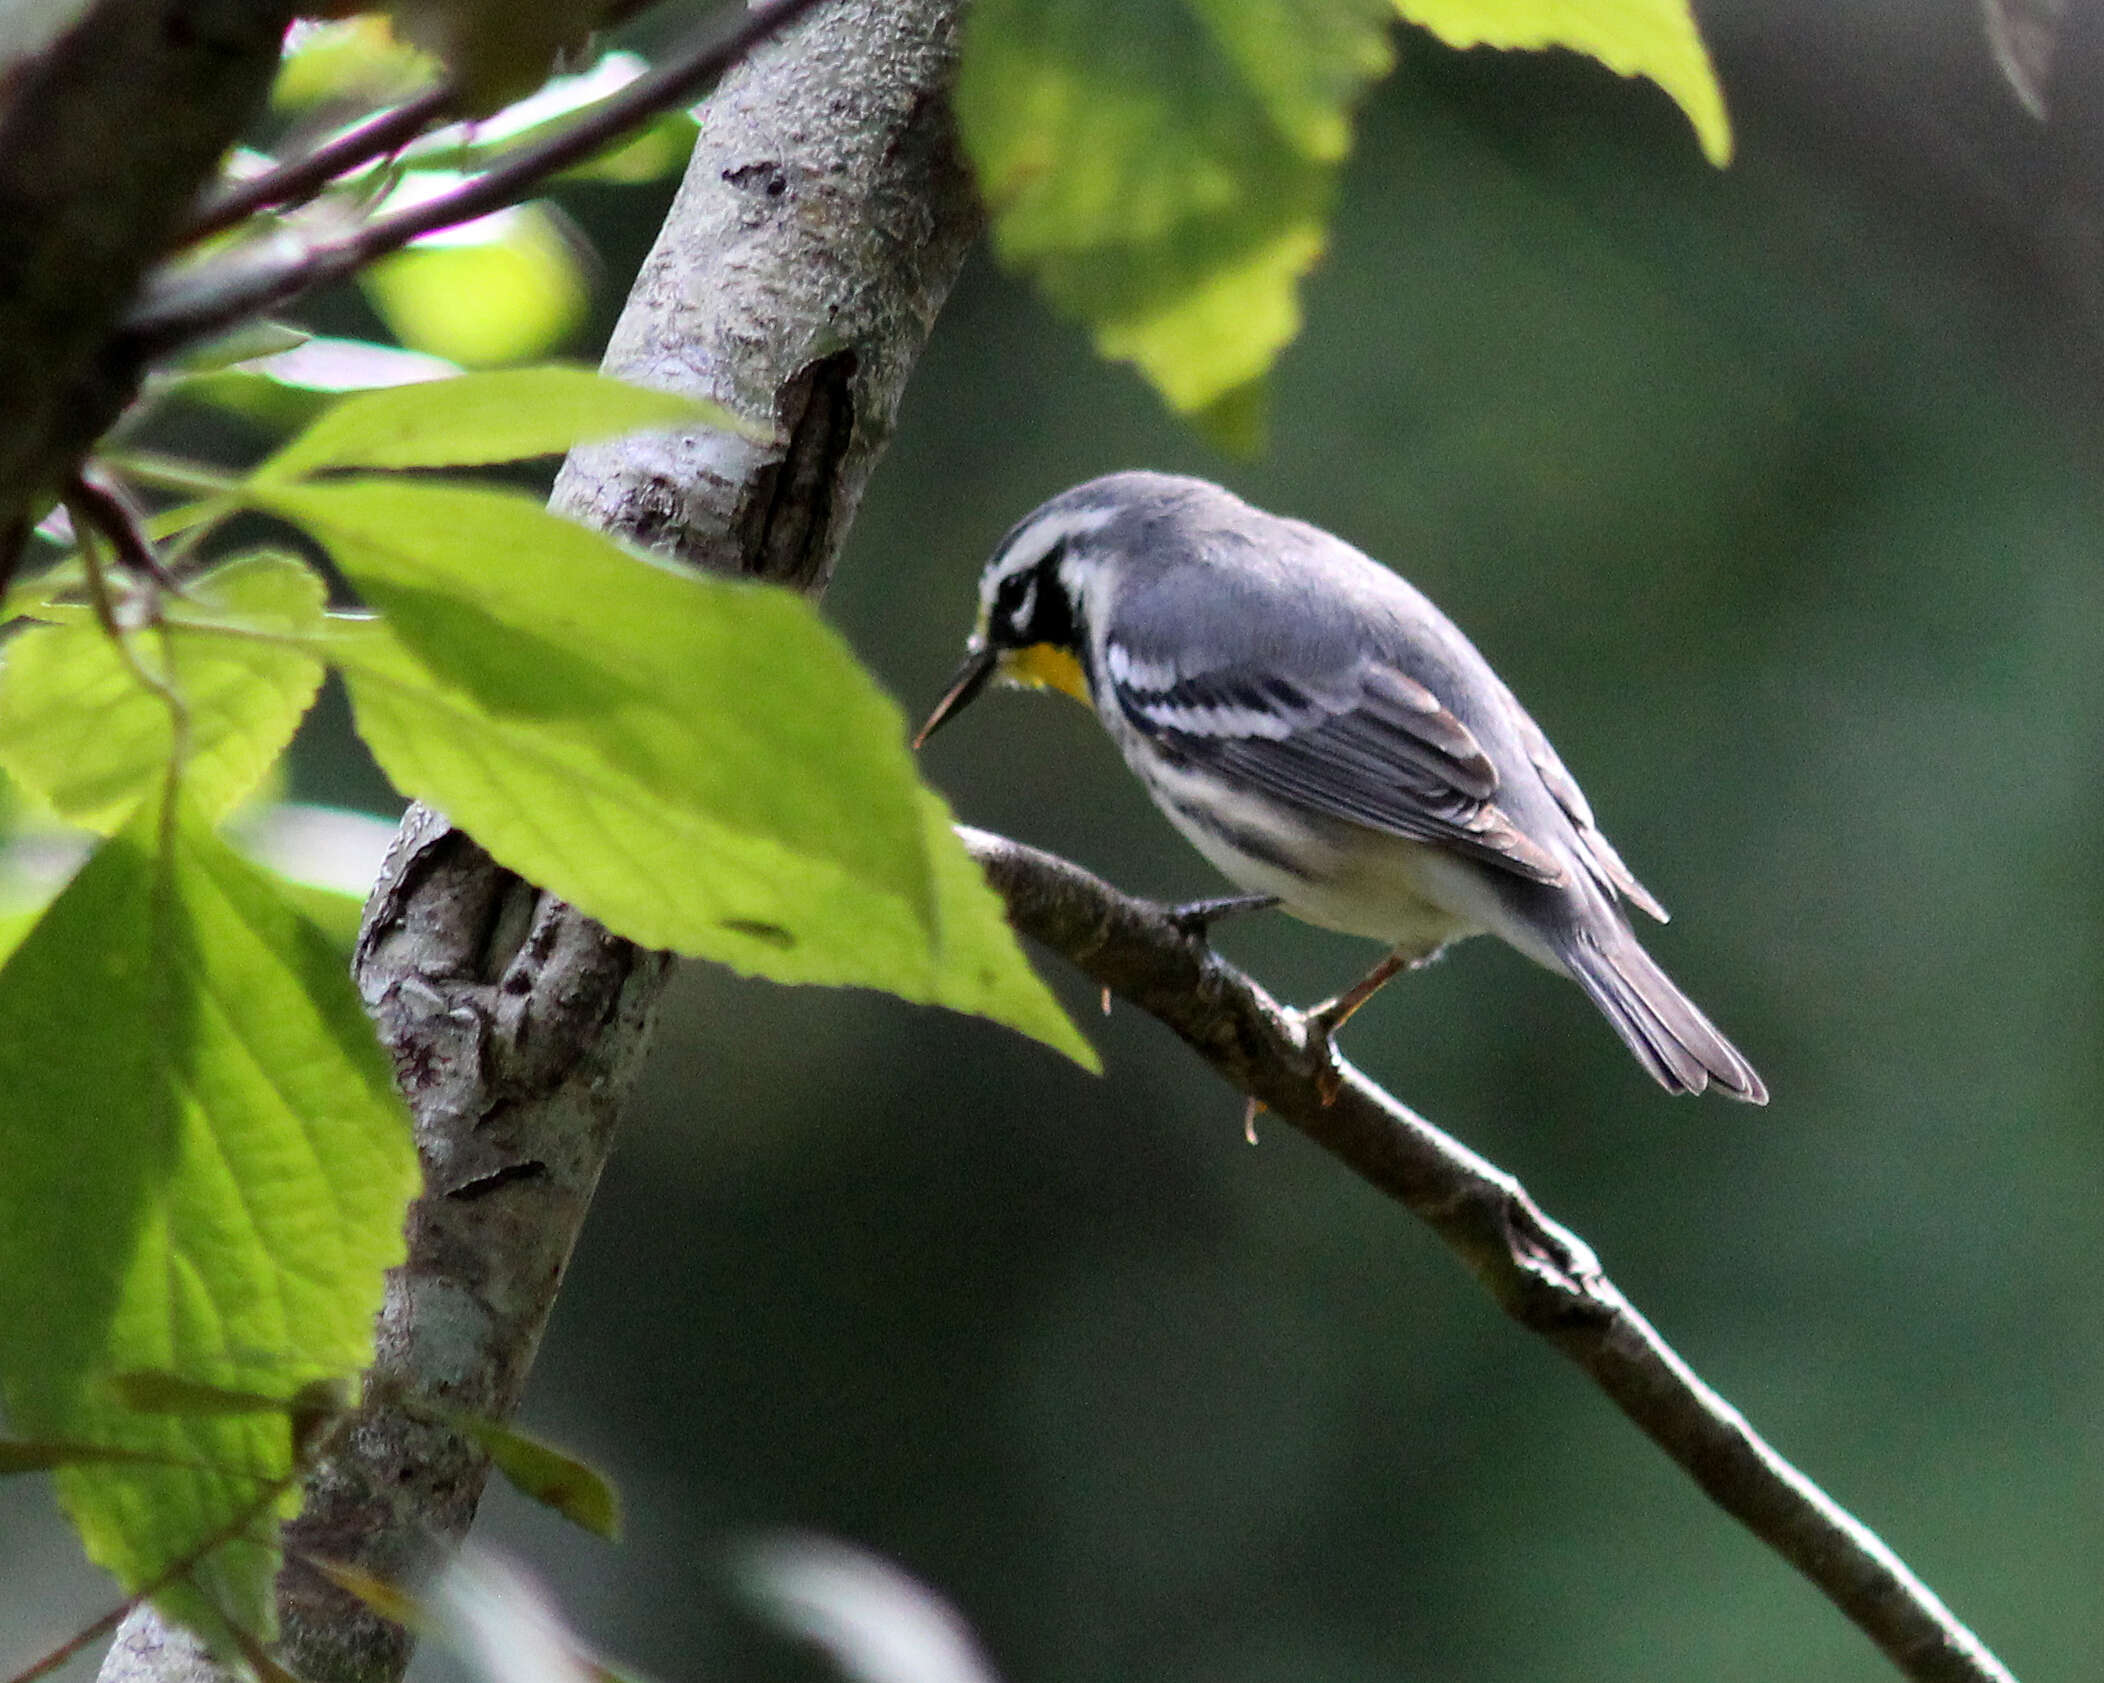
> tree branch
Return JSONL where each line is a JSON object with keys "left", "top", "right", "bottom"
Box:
{"left": 0, "top": 0, "right": 296, "bottom": 587}
{"left": 118, "top": 0, "right": 837, "bottom": 364}
{"left": 960, "top": 827, "right": 2017, "bottom": 1683}
{"left": 95, "top": 5, "right": 978, "bottom": 1683}
{"left": 182, "top": 86, "right": 459, "bottom": 246}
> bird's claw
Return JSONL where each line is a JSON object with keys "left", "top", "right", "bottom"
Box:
{"left": 1310, "top": 1037, "right": 1346, "bottom": 1106}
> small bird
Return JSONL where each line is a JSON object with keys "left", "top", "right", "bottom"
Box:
{"left": 914, "top": 472, "right": 1765, "bottom": 1103}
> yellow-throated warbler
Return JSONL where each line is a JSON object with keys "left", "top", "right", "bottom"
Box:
{"left": 916, "top": 472, "right": 1765, "bottom": 1103}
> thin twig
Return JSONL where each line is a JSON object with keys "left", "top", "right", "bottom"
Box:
{"left": 959, "top": 826, "right": 2016, "bottom": 1683}
{"left": 119, "top": 0, "right": 836, "bottom": 362}
{"left": 183, "top": 84, "right": 458, "bottom": 246}
{"left": 64, "top": 467, "right": 180, "bottom": 590}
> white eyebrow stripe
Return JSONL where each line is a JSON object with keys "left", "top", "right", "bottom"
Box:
{"left": 987, "top": 505, "right": 1119, "bottom": 590}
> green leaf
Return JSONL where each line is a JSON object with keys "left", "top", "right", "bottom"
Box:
{"left": 957, "top": 0, "right": 1730, "bottom": 429}
{"left": 0, "top": 553, "right": 327, "bottom": 832}
{"left": 957, "top": 0, "right": 1395, "bottom": 430}
{"left": 1398, "top": 0, "right": 1732, "bottom": 165}
{"left": 106, "top": 1371, "right": 332, "bottom": 1420}
{"left": 259, "top": 367, "right": 767, "bottom": 482}
{"left": 0, "top": 808, "right": 418, "bottom": 1649}
{"left": 455, "top": 1417, "right": 621, "bottom": 1540}
{"left": 328, "top": 619, "right": 1091, "bottom": 1065}
{"left": 361, "top": 203, "right": 589, "bottom": 368}
{"left": 263, "top": 877, "right": 368, "bottom": 954}
{"left": 915, "top": 790, "right": 1099, "bottom": 1069}
{"left": 398, "top": 49, "right": 694, "bottom": 184}
{"left": 560, "top": 113, "right": 697, "bottom": 185}
{"left": 265, "top": 479, "right": 936, "bottom": 940}
{"left": 0, "top": 900, "right": 50, "bottom": 966}
{"left": 249, "top": 477, "right": 1089, "bottom": 1062}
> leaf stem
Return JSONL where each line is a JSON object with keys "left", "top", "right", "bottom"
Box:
{"left": 4, "top": 1471, "right": 297, "bottom": 1683}
{"left": 100, "top": 455, "right": 242, "bottom": 500}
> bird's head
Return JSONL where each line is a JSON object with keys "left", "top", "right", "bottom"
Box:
{"left": 912, "top": 489, "right": 1123, "bottom": 748}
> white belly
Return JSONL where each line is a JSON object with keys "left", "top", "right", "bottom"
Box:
{"left": 1132, "top": 754, "right": 1507, "bottom": 967}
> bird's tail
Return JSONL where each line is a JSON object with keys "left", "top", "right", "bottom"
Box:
{"left": 1562, "top": 925, "right": 1767, "bottom": 1103}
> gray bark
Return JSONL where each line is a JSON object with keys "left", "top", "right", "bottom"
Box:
{"left": 98, "top": 4, "right": 979, "bottom": 1681}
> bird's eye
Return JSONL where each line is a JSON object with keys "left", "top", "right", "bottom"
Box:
{"left": 995, "top": 567, "right": 1039, "bottom": 634}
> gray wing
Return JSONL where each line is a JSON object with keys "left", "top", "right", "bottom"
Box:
{"left": 1105, "top": 643, "right": 1571, "bottom": 887}
{"left": 1514, "top": 708, "right": 1669, "bottom": 921}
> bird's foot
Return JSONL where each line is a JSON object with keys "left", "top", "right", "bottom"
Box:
{"left": 1298, "top": 1015, "right": 1349, "bottom": 1106}
{"left": 1298, "top": 952, "right": 1414, "bottom": 1105}
{"left": 1165, "top": 892, "right": 1280, "bottom": 942}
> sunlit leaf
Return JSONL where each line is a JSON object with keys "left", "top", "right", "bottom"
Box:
{"left": 328, "top": 618, "right": 1091, "bottom": 1065}
{"left": 391, "top": 46, "right": 697, "bottom": 184}
{"left": 247, "top": 475, "right": 1090, "bottom": 1062}
{"left": 257, "top": 877, "right": 367, "bottom": 956}
{"left": 559, "top": 115, "right": 697, "bottom": 186}
{"left": 455, "top": 1417, "right": 621, "bottom": 1540}
{"left": 915, "top": 790, "right": 1097, "bottom": 1070}
{"left": 0, "top": 900, "right": 51, "bottom": 966}
{"left": 107, "top": 1371, "right": 346, "bottom": 1425}
{"left": 258, "top": 367, "right": 764, "bottom": 482}
{"left": 957, "top": 0, "right": 1394, "bottom": 439}
{"left": 230, "top": 803, "right": 397, "bottom": 951}
{"left": 264, "top": 479, "right": 935, "bottom": 937}
{"left": 361, "top": 202, "right": 589, "bottom": 367}
{"left": 0, "top": 552, "right": 327, "bottom": 833}
{"left": 1398, "top": 0, "right": 1732, "bottom": 165}
{"left": 0, "top": 807, "right": 417, "bottom": 1649}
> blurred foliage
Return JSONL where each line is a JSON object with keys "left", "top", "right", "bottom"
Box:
{"left": 361, "top": 203, "right": 592, "bottom": 366}
{"left": 262, "top": 26, "right": 704, "bottom": 368}
{"left": 956, "top": 0, "right": 1727, "bottom": 442}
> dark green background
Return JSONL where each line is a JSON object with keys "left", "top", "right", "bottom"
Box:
{"left": 6, "top": 2, "right": 2100, "bottom": 1678}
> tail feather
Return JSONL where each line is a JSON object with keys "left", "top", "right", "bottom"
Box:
{"left": 1563, "top": 927, "right": 1767, "bottom": 1104}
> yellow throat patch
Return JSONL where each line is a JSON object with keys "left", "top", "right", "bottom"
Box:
{"left": 1002, "top": 643, "right": 1092, "bottom": 707}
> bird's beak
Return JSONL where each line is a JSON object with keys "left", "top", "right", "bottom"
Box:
{"left": 913, "top": 645, "right": 999, "bottom": 750}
